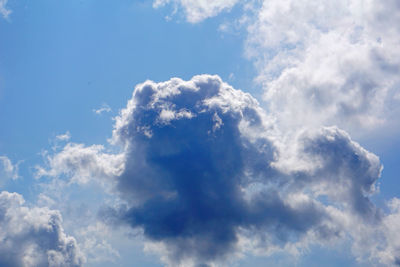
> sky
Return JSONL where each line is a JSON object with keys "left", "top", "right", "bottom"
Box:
{"left": 0, "top": 0, "right": 400, "bottom": 266}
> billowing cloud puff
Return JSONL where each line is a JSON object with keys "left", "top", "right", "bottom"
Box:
{"left": 284, "top": 127, "right": 382, "bottom": 218}
{"left": 0, "top": 191, "right": 85, "bottom": 267}
{"left": 245, "top": 0, "right": 400, "bottom": 133}
{"left": 153, "top": 0, "right": 239, "bottom": 23}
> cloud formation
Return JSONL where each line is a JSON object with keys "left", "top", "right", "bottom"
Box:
{"left": 0, "top": 191, "right": 85, "bottom": 267}
{"left": 244, "top": 0, "right": 400, "bottom": 133}
{"left": 38, "top": 75, "right": 400, "bottom": 266}
{"left": 91, "top": 75, "right": 389, "bottom": 266}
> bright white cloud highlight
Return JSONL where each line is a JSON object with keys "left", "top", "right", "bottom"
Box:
{"left": 245, "top": 0, "right": 400, "bottom": 134}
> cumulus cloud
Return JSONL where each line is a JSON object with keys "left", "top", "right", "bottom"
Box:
{"left": 153, "top": 0, "right": 239, "bottom": 23}
{"left": 0, "top": 156, "right": 19, "bottom": 186}
{"left": 95, "top": 75, "right": 389, "bottom": 266}
{"left": 245, "top": 0, "right": 400, "bottom": 134}
{"left": 0, "top": 191, "right": 85, "bottom": 267}
{"left": 0, "top": 0, "right": 11, "bottom": 19}
{"left": 38, "top": 75, "right": 399, "bottom": 266}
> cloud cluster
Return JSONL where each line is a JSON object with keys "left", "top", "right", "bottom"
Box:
{"left": 0, "top": 191, "right": 85, "bottom": 267}
{"left": 153, "top": 0, "right": 239, "bottom": 23}
{"left": 244, "top": 0, "right": 400, "bottom": 133}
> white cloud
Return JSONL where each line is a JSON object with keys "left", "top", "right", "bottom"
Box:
{"left": 153, "top": 0, "right": 240, "bottom": 23}
{"left": 93, "top": 104, "right": 112, "bottom": 115}
{"left": 35, "top": 75, "right": 400, "bottom": 266}
{"left": 36, "top": 143, "right": 124, "bottom": 186}
{"left": 0, "top": 191, "right": 85, "bottom": 266}
{"left": 0, "top": 156, "right": 19, "bottom": 186}
{"left": 244, "top": 0, "right": 400, "bottom": 135}
{"left": 104, "top": 75, "right": 389, "bottom": 266}
{"left": 56, "top": 132, "right": 71, "bottom": 142}
{"left": 0, "top": 0, "right": 11, "bottom": 19}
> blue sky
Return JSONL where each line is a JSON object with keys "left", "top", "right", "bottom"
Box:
{"left": 0, "top": 1, "right": 400, "bottom": 267}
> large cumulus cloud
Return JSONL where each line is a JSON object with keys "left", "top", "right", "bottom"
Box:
{"left": 99, "top": 75, "right": 385, "bottom": 266}
{"left": 39, "top": 75, "right": 399, "bottom": 266}
{"left": 107, "top": 75, "right": 327, "bottom": 264}
{"left": 0, "top": 191, "right": 85, "bottom": 267}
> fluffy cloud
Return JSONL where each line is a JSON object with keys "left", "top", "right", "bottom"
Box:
{"left": 0, "top": 191, "right": 85, "bottom": 267}
{"left": 244, "top": 0, "right": 400, "bottom": 134}
{"left": 153, "top": 0, "right": 239, "bottom": 23}
{"left": 0, "top": 0, "right": 10, "bottom": 19}
{"left": 36, "top": 143, "right": 124, "bottom": 185}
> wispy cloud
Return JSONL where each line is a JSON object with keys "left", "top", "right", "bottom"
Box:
{"left": 93, "top": 103, "right": 112, "bottom": 115}
{"left": 153, "top": 0, "right": 240, "bottom": 23}
{"left": 56, "top": 131, "right": 71, "bottom": 141}
{"left": 0, "top": 0, "right": 11, "bottom": 19}
{"left": 0, "top": 156, "right": 19, "bottom": 185}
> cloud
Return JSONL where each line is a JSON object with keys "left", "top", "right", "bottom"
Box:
{"left": 36, "top": 143, "right": 124, "bottom": 185}
{"left": 97, "top": 75, "right": 387, "bottom": 266}
{"left": 76, "top": 222, "right": 120, "bottom": 264}
{"left": 93, "top": 104, "right": 112, "bottom": 115}
{"left": 56, "top": 132, "right": 71, "bottom": 142}
{"left": 0, "top": 191, "right": 85, "bottom": 267}
{"left": 38, "top": 75, "right": 399, "bottom": 266}
{"left": 0, "top": 0, "right": 11, "bottom": 19}
{"left": 153, "top": 0, "right": 240, "bottom": 23}
{"left": 244, "top": 0, "right": 400, "bottom": 134}
{"left": 0, "top": 156, "right": 19, "bottom": 186}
